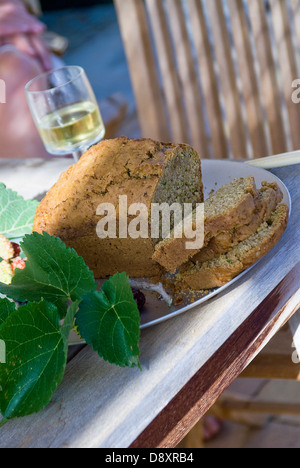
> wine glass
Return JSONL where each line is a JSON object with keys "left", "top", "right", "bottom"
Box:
{"left": 25, "top": 66, "right": 105, "bottom": 162}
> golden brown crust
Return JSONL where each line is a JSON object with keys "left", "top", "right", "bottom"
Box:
{"left": 34, "top": 138, "right": 167, "bottom": 238}
{"left": 33, "top": 137, "right": 203, "bottom": 278}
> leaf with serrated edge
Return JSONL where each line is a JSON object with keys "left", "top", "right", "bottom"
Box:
{"left": 0, "top": 300, "right": 67, "bottom": 420}
{"left": 0, "top": 232, "right": 96, "bottom": 318}
{"left": 76, "top": 273, "right": 141, "bottom": 368}
{"left": 0, "top": 183, "right": 39, "bottom": 239}
{"left": 0, "top": 298, "right": 15, "bottom": 329}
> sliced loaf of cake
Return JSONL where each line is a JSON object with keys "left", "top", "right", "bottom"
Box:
{"left": 33, "top": 137, "right": 203, "bottom": 278}
{"left": 179, "top": 203, "right": 289, "bottom": 290}
{"left": 152, "top": 177, "right": 258, "bottom": 273}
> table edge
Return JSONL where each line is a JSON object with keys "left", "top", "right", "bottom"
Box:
{"left": 130, "top": 261, "right": 300, "bottom": 448}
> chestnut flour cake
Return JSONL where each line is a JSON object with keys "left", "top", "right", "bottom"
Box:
{"left": 179, "top": 204, "right": 289, "bottom": 290}
{"left": 33, "top": 137, "right": 203, "bottom": 278}
{"left": 192, "top": 181, "right": 283, "bottom": 265}
{"left": 153, "top": 177, "right": 259, "bottom": 273}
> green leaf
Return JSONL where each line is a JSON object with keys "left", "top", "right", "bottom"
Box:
{"left": 0, "top": 183, "right": 39, "bottom": 239}
{"left": 0, "top": 300, "right": 67, "bottom": 420}
{"left": 61, "top": 300, "right": 81, "bottom": 354}
{"left": 0, "top": 232, "right": 97, "bottom": 318}
{"left": 0, "top": 298, "right": 15, "bottom": 329}
{"left": 76, "top": 273, "right": 141, "bottom": 368}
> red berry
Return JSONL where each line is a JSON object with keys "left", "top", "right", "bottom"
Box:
{"left": 131, "top": 288, "right": 146, "bottom": 312}
{"left": 11, "top": 242, "right": 21, "bottom": 258}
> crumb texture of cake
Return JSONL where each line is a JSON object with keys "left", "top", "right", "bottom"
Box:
{"left": 153, "top": 177, "right": 258, "bottom": 273}
{"left": 193, "top": 181, "right": 283, "bottom": 264}
{"left": 180, "top": 203, "right": 289, "bottom": 290}
{"left": 33, "top": 137, "right": 203, "bottom": 278}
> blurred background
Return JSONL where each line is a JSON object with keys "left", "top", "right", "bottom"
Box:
{"left": 40, "top": 0, "right": 140, "bottom": 138}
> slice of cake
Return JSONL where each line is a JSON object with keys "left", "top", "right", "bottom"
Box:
{"left": 152, "top": 177, "right": 258, "bottom": 273}
{"left": 33, "top": 137, "right": 203, "bottom": 278}
{"left": 179, "top": 203, "right": 289, "bottom": 290}
{"left": 192, "top": 181, "right": 283, "bottom": 264}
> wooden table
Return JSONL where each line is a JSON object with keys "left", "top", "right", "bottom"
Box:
{"left": 0, "top": 159, "right": 299, "bottom": 448}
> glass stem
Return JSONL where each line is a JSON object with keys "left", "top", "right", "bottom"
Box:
{"left": 72, "top": 150, "right": 82, "bottom": 163}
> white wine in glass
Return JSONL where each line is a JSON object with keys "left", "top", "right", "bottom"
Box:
{"left": 25, "top": 66, "right": 105, "bottom": 162}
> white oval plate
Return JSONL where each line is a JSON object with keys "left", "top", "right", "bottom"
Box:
{"left": 68, "top": 160, "right": 291, "bottom": 345}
